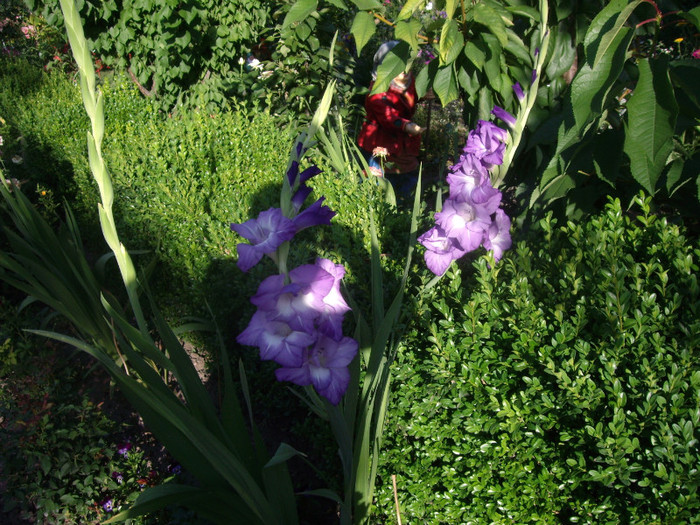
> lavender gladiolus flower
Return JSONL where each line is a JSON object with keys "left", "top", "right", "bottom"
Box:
{"left": 275, "top": 334, "right": 358, "bottom": 405}
{"left": 420, "top": 117, "right": 512, "bottom": 276}
{"left": 492, "top": 105, "right": 516, "bottom": 128}
{"left": 231, "top": 208, "right": 297, "bottom": 272}
{"left": 293, "top": 197, "right": 336, "bottom": 231}
{"left": 239, "top": 258, "right": 358, "bottom": 403}
{"left": 482, "top": 209, "right": 512, "bottom": 262}
{"left": 464, "top": 120, "right": 507, "bottom": 169}
{"left": 418, "top": 226, "right": 466, "bottom": 276}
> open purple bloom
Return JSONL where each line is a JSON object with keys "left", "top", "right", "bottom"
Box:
{"left": 463, "top": 120, "right": 507, "bottom": 169}
{"left": 492, "top": 105, "right": 516, "bottom": 128}
{"left": 418, "top": 225, "right": 466, "bottom": 276}
{"left": 435, "top": 196, "right": 492, "bottom": 253}
{"left": 102, "top": 499, "right": 114, "bottom": 512}
{"left": 237, "top": 310, "right": 315, "bottom": 367}
{"left": 275, "top": 334, "right": 358, "bottom": 405}
{"left": 293, "top": 197, "right": 336, "bottom": 231}
{"left": 447, "top": 153, "right": 488, "bottom": 198}
{"left": 231, "top": 208, "right": 297, "bottom": 272}
{"left": 482, "top": 209, "right": 512, "bottom": 262}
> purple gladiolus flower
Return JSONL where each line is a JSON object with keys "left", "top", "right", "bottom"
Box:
{"left": 513, "top": 82, "right": 525, "bottom": 102}
{"left": 231, "top": 208, "right": 297, "bottom": 272}
{"left": 238, "top": 310, "right": 315, "bottom": 366}
{"left": 418, "top": 226, "right": 466, "bottom": 276}
{"left": 464, "top": 120, "right": 507, "bottom": 169}
{"left": 492, "top": 105, "right": 516, "bottom": 128}
{"left": 531, "top": 69, "right": 537, "bottom": 85}
{"left": 447, "top": 154, "right": 488, "bottom": 197}
{"left": 482, "top": 209, "right": 512, "bottom": 262}
{"left": 435, "top": 196, "right": 492, "bottom": 252}
{"left": 292, "top": 198, "right": 336, "bottom": 231}
{"left": 275, "top": 334, "right": 358, "bottom": 405}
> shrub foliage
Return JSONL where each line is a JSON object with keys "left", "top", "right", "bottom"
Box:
{"left": 376, "top": 195, "right": 700, "bottom": 524}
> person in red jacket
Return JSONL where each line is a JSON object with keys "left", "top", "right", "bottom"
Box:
{"left": 358, "top": 41, "right": 424, "bottom": 182}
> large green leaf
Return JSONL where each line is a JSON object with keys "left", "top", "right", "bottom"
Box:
{"left": 623, "top": 58, "right": 678, "bottom": 195}
{"left": 282, "top": 0, "right": 318, "bottom": 29}
{"left": 350, "top": 10, "right": 375, "bottom": 55}
{"left": 593, "top": 0, "right": 643, "bottom": 69}
{"left": 350, "top": 0, "right": 382, "bottom": 9}
{"left": 473, "top": 2, "right": 508, "bottom": 46}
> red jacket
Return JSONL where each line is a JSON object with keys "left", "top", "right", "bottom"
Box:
{"left": 357, "top": 78, "right": 421, "bottom": 159}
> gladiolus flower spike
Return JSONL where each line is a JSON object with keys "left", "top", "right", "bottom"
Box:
{"left": 419, "top": 119, "right": 512, "bottom": 276}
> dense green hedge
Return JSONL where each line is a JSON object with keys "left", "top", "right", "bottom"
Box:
{"left": 374, "top": 196, "right": 700, "bottom": 524}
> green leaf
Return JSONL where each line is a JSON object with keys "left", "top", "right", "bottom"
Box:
{"left": 593, "top": 0, "right": 643, "bottom": 69}
{"left": 350, "top": 0, "right": 382, "bottom": 9}
{"left": 397, "top": 0, "right": 424, "bottom": 21}
{"left": 623, "top": 58, "right": 678, "bottom": 195}
{"left": 372, "top": 42, "right": 410, "bottom": 94}
{"left": 265, "top": 443, "right": 306, "bottom": 468}
{"left": 444, "top": 0, "right": 458, "bottom": 19}
{"left": 433, "top": 65, "right": 459, "bottom": 105}
{"left": 571, "top": 25, "right": 632, "bottom": 130}
{"left": 679, "top": 6, "right": 700, "bottom": 31}
{"left": 325, "top": 0, "right": 348, "bottom": 9}
{"left": 464, "top": 40, "right": 486, "bottom": 70}
{"left": 505, "top": 5, "right": 540, "bottom": 22}
{"left": 439, "top": 19, "right": 464, "bottom": 66}
{"left": 473, "top": 2, "right": 508, "bottom": 47}
{"left": 395, "top": 19, "right": 421, "bottom": 52}
{"left": 350, "top": 10, "right": 376, "bottom": 55}
{"left": 282, "top": 0, "right": 318, "bottom": 29}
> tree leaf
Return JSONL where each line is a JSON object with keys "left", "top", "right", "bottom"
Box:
{"left": 433, "top": 65, "right": 459, "bottom": 105}
{"left": 350, "top": 0, "right": 382, "bottom": 9}
{"left": 397, "top": 0, "right": 425, "bottom": 21}
{"left": 371, "top": 42, "right": 410, "bottom": 94}
{"left": 623, "top": 58, "right": 678, "bottom": 194}
{"left": 350, "top": 10, "right": 376, "bottom": 55}
{"left": 439, "top": 19, "right": 464, "bottom": 66}
{"left": 282, "top": 0, "right": 318, "bottom": 29}
{"left": 593, "top": 0, "right": 643, "bottom": 69}
{"left": 473, "top": 2, "right": 508, "bottom": 46}
{"left": 395, "top": 19, "right": 421, "bottom": 52}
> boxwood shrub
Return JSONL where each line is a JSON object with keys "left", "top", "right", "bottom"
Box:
{"left": 374, "top": 195, "right": 700, "bottom": 524}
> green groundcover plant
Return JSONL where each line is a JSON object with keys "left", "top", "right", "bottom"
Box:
{"left": 374, "top": 195, "right": 700, "bottom": 524}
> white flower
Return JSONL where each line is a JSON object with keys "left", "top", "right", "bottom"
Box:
{"left": 11, "top": 155, "right": 23, "bottom": 164}
{"left": 238, "top": 57, "right": 245, "bottom": 66}
{"left": 425, "top": 1, "right": 433, "bottom": 10}
{"left": 0, "top": 135, "right": 3, "bottom": 146}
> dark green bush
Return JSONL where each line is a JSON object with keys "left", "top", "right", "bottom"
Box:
{"left": 374, "top": 195, "right": 700, "bottom": 524}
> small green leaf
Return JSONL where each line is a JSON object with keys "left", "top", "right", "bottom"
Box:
{"left": 439, "top": 19, "right": 463, "bottom": 66}
{"left": 395, "top": 19, "right": 421, "bottom": 52}
{"left": 473, "top": 2, "right": 508, "bottom": 46}
{"left": 433, "top": 65, "right": 459, "bottom": 105}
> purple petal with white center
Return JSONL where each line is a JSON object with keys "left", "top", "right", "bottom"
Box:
{"left": 258, "top": 319, "right": 315, "bottom": 367}
{"left": 293, "top": 198, "right": 336, "bottom": 231}
{"left": 231, "top": 208, "right": 297, "bottom": 271}
{"left": 418, "top": 226, "right": 465, "bottom": 276}
{"left": 463, "top": 121, "right": 507, "bottom": 169}
{"left": 250, "top": 274, "right": 286, "bottom": 310}
{"left": 274, "top": 335, "right": 358, "bottom": 405}
{"left": 491, "top": 105, "right": 516, "bottom": 128}
{"left": 483, "top": 209, "right": 512, "bottom": 262}
{"left": 435, "top": 196, "right": 491, "bottom": 251}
